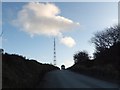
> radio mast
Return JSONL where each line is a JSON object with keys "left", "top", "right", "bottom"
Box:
{"left": 53, "top": 38, "right": 56, "bottom": 66}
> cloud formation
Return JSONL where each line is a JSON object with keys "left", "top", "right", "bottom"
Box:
{"left": 60, "top": 36, "right": 76, "bottom": 48}
{"left": 13, "top": 2, "right": 79, "bottom": 47}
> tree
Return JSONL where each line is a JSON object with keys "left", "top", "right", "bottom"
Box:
{"left": 74, "top": 51, "right": 89, "bottom": 64}
{"left": 0, "top": 49, "right": 4, "bottom": 54}
{"left": 91, "top": 25, "right": 120, "bottom": 66}
{"left": 91, "top": 25, "right": 120, "bottom": 52}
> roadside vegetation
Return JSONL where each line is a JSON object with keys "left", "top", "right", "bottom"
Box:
{"left": 68, "top": 25, "right": 120, "bottom": 84}
{"left": 2, "top": 53, "right": 59, "bottom": 88}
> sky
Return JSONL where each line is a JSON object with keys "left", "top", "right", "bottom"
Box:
{"left": 2, "top": 2, "right": 118, "bottom": 68}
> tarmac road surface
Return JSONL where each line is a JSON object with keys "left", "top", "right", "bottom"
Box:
{"left": 37, "top": 70, "right": 119, "bottom": 88}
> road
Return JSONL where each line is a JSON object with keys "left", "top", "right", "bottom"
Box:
{"left": 37, "top": 70, "right": 119, "bottom": 88}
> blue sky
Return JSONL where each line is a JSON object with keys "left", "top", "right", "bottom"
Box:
{"left": 2, "top": 2, "right": 118, "bottom": 68}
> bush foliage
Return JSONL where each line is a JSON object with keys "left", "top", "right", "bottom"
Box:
{"left": 68, "top": 25, "right": 120, "bottom": 84}
{"left": 2, "top": 53, "right": 59, "bottom": 88}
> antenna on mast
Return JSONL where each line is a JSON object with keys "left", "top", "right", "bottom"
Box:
{"left": 53, "top": 37, "right": 56, "bottom": 66}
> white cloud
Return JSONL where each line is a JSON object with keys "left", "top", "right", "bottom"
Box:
{"left": 13, "top": 2, "right": 79, "bottom": 36}
{"left": 60, "top": 36, "right": 76, "bottom": 48}
{"left": 13, "top": 2, "right": 79, "bottom": 47}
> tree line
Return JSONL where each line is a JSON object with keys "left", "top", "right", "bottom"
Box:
{"left": 68, "top": 25, "right": 120, "bottom": 84}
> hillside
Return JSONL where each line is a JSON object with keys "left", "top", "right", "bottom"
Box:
{"left": 2, "top": 53, "right": 60, "bottom": 88}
